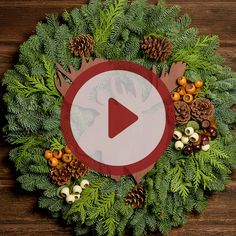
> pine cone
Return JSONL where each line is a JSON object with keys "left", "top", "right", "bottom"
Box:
{"left": 174, "top": 101, "right": 191, "bottom": 125}
{"left": 191, "top": 98, "right": 214, "bottom": 122}
{"left": 68, "top": 158, "right": 88, "bottom": 178}
{"left": 125, "top": 184, "right": 145, "bottom": 209}
{"left": 69, "top": 34, "right": 95, "bottom": 57}
{"left": 49, "top": 166, "right": 71, "bottom": 186}
{"left": 141, "top": 36, "right": 173, "bottom": 61}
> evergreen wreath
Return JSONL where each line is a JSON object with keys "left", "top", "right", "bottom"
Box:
{"left": 3, "top": 0, "right": 236, "bottom": 235}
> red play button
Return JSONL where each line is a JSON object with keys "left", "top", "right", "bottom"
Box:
{"left": 108, "top": 98, "right": 138, "bottom": 138}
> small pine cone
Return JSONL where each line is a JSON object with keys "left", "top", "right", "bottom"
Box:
{"left": 69, "top": 158, "right": 88, "bottom": 178}
{"left": 49, "top": 167, "right": 71, "bottom": 186}
{"left": 125, "top": 184, "right": 145, "bottom": 209}
{"left": 141, "top": 36, "right": 173, "bottom": 61}
{"left": 69, "top": 34, "right": 95, "bottom": 57}
{"left": 174, "top": 101, "right": 191, "bottom": 125}
{"left": 191, "top": 98, "right": 214, "bottom": 122}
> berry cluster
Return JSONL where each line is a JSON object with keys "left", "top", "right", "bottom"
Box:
{"left": 173, "top": 120, "right": 217, "bottom": 155}
{"left": 59, "top": 179, "right": 90, "bottom": 204}
{"left": 172, "top": 76, "right": 203, "bottom": 103}
{"left": 44, "top": 146, "right": 73, "bottom": 167}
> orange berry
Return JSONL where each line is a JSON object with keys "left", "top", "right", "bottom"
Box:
{"left": 44, "top": 150, "right": 53, "bottom": 159}
{"left": 48, "top": 157, "right": 59, "bottom": 167}
{"left": 62, "top": 154, "right": 73, "bottom": 163}
{"left": 185, "top": 83, "right": 196, "bottom": 94}
{"left": 177, "top": 86, "right": 186, "bottom": 96}
{"left": 172, "top": 92, "right": 181, "bottom": 101}
{"left": 53, "top": 150, "right": 63, "bottom": 159}
{"left": 177, "top": 76, "right": 187, "bottom": 86}
{"left": 183, "top": 94, "right": 193, "bottom": 103}
{"left": 194, "top": 80, "right": 203, "bottom": 88}
{"left": 64, "top": 146, "right": 72, "bottom": 154}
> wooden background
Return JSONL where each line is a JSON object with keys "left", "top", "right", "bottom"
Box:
{"left": 0, "top": 0, "right": 236, "bottom": 235}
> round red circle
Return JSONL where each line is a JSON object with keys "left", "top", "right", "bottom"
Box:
{"left": 61, "top": 60, "right": 175, "bottom": 175}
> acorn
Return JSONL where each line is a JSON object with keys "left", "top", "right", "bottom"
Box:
{"left": 172, "top": 92, "right": 180, "bottom": 101}
{"left": 185, "top": 83, "right": 196, "bottom": 94}
{"left": 60, "top": 186, "right": 70, "bottom": 198}
{"left": 64, "top": 146, "right": 72, "bottom": 154}
{"left": 73, "top": 185, "right": 82, "bottom": 194}
{"left": 173, "top": 130, "right": 183, "bottom": 140}
{"left": 48, "top": 157, "right": 59, "bottom": 167}
{"left": 181, "top": 136, "right": 189, "bottom": 145}
{"left": 62, "top": 154, "right": 73, "bottom": 163}
{"left": 183, "top": 94, "right": 193, "bottom": 103}
{"left": 177, "top": 76, "right": 187, "bottom": 86}
{"left": 185, "top": 127, "right": 194, "bottom": 136}
{"left": 189, "top": 132, "right": 200, "bottom": 143}
{"left": 53, "top": 150, "right": 63, "bottom": 159}
{"left": 201, "top": 134, "right": 209, "bottom": 145}
{"left": 183, "top": 145, "right": 193, "bottom": 155}
{"left": 44, "top": 150, "right": 53, "bottom": 159}
{"left": 80, "top": 180, "right": 90, "bottom": 189}
{"left": 66, "top": 194, "right": 75, "bottom": 204}
{"left": 194, "top": 80, "right": 204, "bottom": 88}
{"left": 175, "top": 141, "right": 184, "bottom": 151}
{"left": 177, "top": 86, "right": 186, "bottom": 96}
{"left": 74, "top": 194, "right": 81, "bottom": 201}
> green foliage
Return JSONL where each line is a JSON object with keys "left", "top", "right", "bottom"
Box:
{"left": 93, "top": 0, "right": 126, "bottom": 56}
{"left": 3, "top": 0, "right": 236, "bottom": 235}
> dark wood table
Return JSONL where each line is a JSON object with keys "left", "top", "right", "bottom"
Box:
{"left": 0, "top": 0, "right": 236, "bottom": 235}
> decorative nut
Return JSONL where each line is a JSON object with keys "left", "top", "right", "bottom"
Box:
{"left": 172, "top": 92, "right": 180, "bottom": 101}
{"left": 74, "top": 194, "right": 81, "bottom": 201}
{"left": 174, "top": 141, "right": 184, "bottom": 150}
{"left": 80, "top": 180, "right": 90, "bottom": 189}
{"left": 73, "top": 185, "right": 82, "bottom": 194}
{"left": 177, "top": 76, "right": 187, "bottom": 86}
{"left": 185, "top": 83, "right": 196, "bottom": 94}
{"left": 53, "top": 150, "right": 63, "bottom": 159}
{"left": 194, "top": 80, "right": 204, "bottom": 88}
{"left": 189, "top": 132, "right": 200, "bottom": 142}
{"left": 177, "top": 86, "right": 186, "bottom": 96}
{"left": 183, "top": 94, "right": 193, "bottom": 103}
{"left": 64, "top": 146, "right": 72, "bottom": 154}
{"left": 48, "top": 157, "right": 59, "bottom": 167}
{"left": 44, "top": 150, "right": 53, "bottom": 159}
{"left": 66, "top": 194, "right": 75, "bottom": 204}
{"left": 201, "top": 144, "right": 210, "bottom": 151}
{"left": 60, "top": 186, "right": 70, "bottom": 198}
{"left": 185, "top": 127, "right": 194, "bottom": 136}
{"left": 62, "top": 154, "right": 73, "bottom": 163}
{"left": 181, "top": 136, "right": 189, "bottom": 144}
{"left": 173, "top": 130, "right": 182, "bottom": 140}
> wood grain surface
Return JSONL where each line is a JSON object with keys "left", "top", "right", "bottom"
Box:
{"left": 0, "top": 0, "right": 235, "bottom": 235}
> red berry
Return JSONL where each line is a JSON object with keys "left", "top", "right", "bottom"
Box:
{"left": 207, "top": 127, "right": 216, "bottom": 134}
{"left": 183, "top": 145, "right": 193, "bottom": 155}
{"left": 201, "top": 134, "right": 209, "bottom": 145}
{"left": 192, "top": 143, "right": 201, "bottom": 151}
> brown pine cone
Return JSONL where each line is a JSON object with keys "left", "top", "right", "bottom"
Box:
{"left": 49, "top": 166, "right": 71, "bottom": 186}
{"left": 69, "top": 158, "right": 88, "bottom": 178}
{"left": 141, "top": 36, "right": 173, "bottom": 61}
{"left": 191, "top": 98, "right": 214, "bottom": 122}
{"left": 125, "top": 184, "right": 145, "bottom": 209}
{"left": 174, "top": 101, "right": 191, "bottom": 125}
{"left": 69, "top": 34, "right": 95, "bottom": 57}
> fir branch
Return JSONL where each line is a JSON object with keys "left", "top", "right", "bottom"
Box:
{"left": 88, "top": 192, "right": 115, "bottom": 219}
{"left": 65, "top": 178, "right": 109, "bottom": 222}
{"left": 94, "top": 0, "right": 125, "bottom": 56}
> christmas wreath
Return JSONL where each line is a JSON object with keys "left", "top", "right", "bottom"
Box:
{"left": 3, "top": 0, "right": 236, "bottom": 235}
